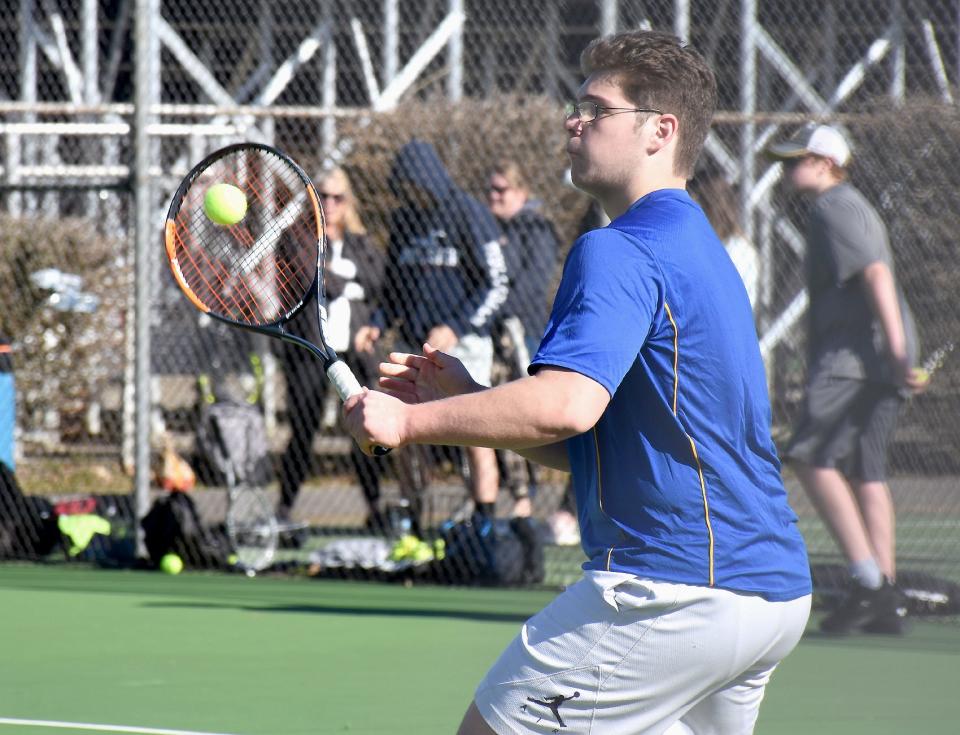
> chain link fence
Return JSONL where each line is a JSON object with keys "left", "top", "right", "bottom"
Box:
{"left": 0, "top": 1, "right": 958, "bottom": 598}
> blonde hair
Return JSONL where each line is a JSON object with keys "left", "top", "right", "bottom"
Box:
{"left": 319, "top": 167, "right": 366, "bottom": 235}
{"left": 821, "top": 157, "right": 849, "bottom": 183}
{"left": 490, "top": 159, "right": 530, "bottom": 194}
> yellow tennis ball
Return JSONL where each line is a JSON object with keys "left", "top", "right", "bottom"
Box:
{"left": 159, "top": 552, "right": 184, "bottom": 575}
{"left": 412, "top": 541, "right": 434, "bottom": 563}
{"left": 203, "top": 183, "right": 247, "bottom": 226}
{"left": 915, "top": 367, "right": 930, "bottom": 385}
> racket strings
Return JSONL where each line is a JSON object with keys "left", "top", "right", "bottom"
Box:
{"left": 171, "top": 149, "right": 321, "bottom": 326}
{"left": 174, "top": 225, "right": 274, "bottom": 326}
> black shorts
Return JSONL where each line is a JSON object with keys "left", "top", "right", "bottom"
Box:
{"left": 784, "top": 374, "right": 903, "bottom": 482}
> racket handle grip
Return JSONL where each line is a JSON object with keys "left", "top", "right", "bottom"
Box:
{"left": 327, "top": 360, "right": 364, "bottom": 401}
{"left": 326, "top": 360, "right": 393, "bottom": 456}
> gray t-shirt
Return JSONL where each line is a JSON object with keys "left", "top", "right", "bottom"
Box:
{"left": 805, "top": 182, "right": 917, "bottom": 383}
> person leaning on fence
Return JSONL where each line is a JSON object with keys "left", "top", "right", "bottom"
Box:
{"left": 486, "top": 158, "right": 560, "bottom": 518}
{"left": 361, "top": 140, "right": 509, "bottom": 526}
{"left": 767, "top": 124, "right": 927, "bottom": 636}
{"left": 345, "top": 30, "right": 811, "bottom": 734}
{"left": 275, "top": 167, "right": 387, "bottom": 530}
{"left": 689, "top": 172, "right": 759, "bottom": 311}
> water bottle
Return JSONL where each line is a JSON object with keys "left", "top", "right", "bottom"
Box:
{"left": 0, "top": 335, "right": 14, "bottom": 472}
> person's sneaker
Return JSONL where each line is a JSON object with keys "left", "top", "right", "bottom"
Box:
{"left": 861, "top": 583, "right": 910, "bottom": 635}
{"left": 820, "top": 580, "right": 905, "bottom": 635}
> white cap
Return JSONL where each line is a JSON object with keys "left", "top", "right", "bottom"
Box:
{"left": 766, "top": 124, "right": 852, "bottom": 168}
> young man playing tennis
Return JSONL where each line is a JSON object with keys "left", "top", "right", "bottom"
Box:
{"left": 345, "top": 30, "right": 811, "bottom": 734}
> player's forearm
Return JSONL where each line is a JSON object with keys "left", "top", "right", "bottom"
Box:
{"left": 402, "top": 372, "right": 602, "bottom": 453}
{"left": 862, "top": 262, "right": 908, "bottom": 361}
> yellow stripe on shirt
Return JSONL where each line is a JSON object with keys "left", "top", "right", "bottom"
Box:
{"left": 665, "top": 300, "right": 716, "bottom": 586}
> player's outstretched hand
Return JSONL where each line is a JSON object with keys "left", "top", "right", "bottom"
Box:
{"left": 378, "top": 342, "right": 479, "bottom": 404}
{"left": 343, "top": 388, "right": 407, "bottom": 456}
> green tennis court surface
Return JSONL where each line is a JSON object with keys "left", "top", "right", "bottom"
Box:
{"left": 0, "top": 566, "right": 957, "bottom": 734}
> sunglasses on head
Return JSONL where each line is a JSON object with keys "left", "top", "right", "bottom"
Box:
{"left": 319, "top": 191, "right": 345, "bottom": 203}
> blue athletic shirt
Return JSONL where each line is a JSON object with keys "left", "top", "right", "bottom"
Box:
{"left": 530, "top": 189, "right": 811, "bottom": 602}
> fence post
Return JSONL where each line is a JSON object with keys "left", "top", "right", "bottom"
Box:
{"left": 133, "top": 0, "right": 157, "bottom": 558}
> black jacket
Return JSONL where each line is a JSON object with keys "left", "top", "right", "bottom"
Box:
{"left": 498, "top": 201, "right": 559, "bottom": 340}
{"left": 378, "top": 140, "right": 508, "bottom": 343}
{"left": 283, "top": 231, "right": 384, "bottom": 357}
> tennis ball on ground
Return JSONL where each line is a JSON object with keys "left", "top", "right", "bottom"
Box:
{"left": 412, "top": 540, "right": 434, "bottom": 563}
{"left": 389, "top": 534, "right": 421, "bottom": 561}
{"left": 203, "top": 183, "right": 247, "bottom": 226}
{"left": 159, "top": 552, "right": 184, "bottom": 575}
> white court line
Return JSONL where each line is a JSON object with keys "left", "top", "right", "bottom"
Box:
{"left": 0, "top": 718, "right": 243, "bottom": 735}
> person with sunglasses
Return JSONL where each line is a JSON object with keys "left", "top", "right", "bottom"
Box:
{"left": 276, "top": 167, "right": 387, "bottom": 531}
{"left": 347, "top": 31, "right": 811, "bottom": 734}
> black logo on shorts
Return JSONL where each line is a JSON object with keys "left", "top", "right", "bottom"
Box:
{"left": 521, "top": 691, "right": 580, "bottom": 729}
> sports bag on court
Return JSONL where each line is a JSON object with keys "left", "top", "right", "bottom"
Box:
{"left": 140, "top": 490, "right": 230, "bottom": 569}
{"left": 0, "top": 462, "right": 60, "bottom": 559}
{"left": 433, "top": 514, "right": 544, "bottom": 586}
{"left": 194, "top": 400, "right": 272, "bottom": 486}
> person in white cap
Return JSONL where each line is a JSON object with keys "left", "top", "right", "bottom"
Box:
{"left": 768, "top": 123, "right": 928, "bottom": 635}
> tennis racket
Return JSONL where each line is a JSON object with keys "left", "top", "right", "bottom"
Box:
{"left": 213, "top": 411, "right": 278, "bottom": 577}
{"left": 226, "top": 479, "right": 278, "bottom": 577}
{"left": 902, "top": 340, "right": 955, "bottom": 398}
{"left": 921, "top": 341, "right": 954, "bottom": 378}
{"left": 201, "top": 400, "right": 278, "bottom": 576}
{"left": 164, "top": 142, "right": 389, "bottom": 455}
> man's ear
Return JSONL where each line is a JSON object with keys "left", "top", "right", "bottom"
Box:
{"left": 645, "top": 113, "right": 679, "bottom": 155}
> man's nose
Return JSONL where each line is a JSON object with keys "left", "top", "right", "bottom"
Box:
{"left": 564, "top": 114, "right": 582, "bottom": 134}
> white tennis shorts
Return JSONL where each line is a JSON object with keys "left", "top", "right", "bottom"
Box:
{"left": 475, "top": 571, "right": 811, "bottom": 735}
{"left": 448, "top": 333, "right": 494, "bottom": 387}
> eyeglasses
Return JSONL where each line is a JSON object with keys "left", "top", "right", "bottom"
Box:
{"left": 319, "top": 191, "right": 345, "bottom": 203}
{"left": 488, "top": 184, "right": 510, "bottom": 195}
{"left": 565, "top": 100, "right": 663, "bottom": 124}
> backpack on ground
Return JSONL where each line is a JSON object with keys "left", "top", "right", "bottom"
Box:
{"left": 194, "top": 400, "right": 272, "bottom": 486}
{"left": 0, "top": 462, "right": 60, "bottom": 559}
{"left": 431, "top": 514, "right": 544, "bottom": 586}
{"left": 141, "top": 490, "right": 230, "bottom": 570}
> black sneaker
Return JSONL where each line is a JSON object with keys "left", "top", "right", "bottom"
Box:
{"left": 820, "top": 580, "right": 906, "bottom": 635}
{"left": 861, "top": 584, "right": 910, "bottom": 635}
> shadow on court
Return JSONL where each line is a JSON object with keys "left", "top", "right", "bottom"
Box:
{"left": 142, "top": 599, "right": 534, "bottom": 623}
{"left": 800, "top": 624, "right": 960, "bottom": 654}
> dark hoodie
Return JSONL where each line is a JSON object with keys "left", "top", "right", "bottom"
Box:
{"left": 377, "top": 141, "right": 507, "bottom": 344}
{"left": 497, "top": 200, "right": 560, "bottom": 342}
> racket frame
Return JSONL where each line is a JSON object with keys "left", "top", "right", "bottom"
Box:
{"left": 225, "top": 476, "right": 280, "bottom": 577}
{"left": 164, "top": 142, "right": 365, "bottom": 403}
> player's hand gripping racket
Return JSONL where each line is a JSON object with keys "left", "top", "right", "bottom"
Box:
{"left": 164, "top": 142, "right": 390, "bottom": 455}
{"left": 901, "top": 340, "right": 954, "bottom": 398}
